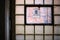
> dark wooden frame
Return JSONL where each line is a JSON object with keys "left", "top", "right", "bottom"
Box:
{"left": 10, "top": 0, "right": 15, "bottom": 40}
{"left": 25, "top": 5, "right": 53, "bottom": 25}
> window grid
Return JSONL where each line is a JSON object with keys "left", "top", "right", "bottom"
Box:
{"left": 15, "top": 0, "right": 60, "bottom": 40}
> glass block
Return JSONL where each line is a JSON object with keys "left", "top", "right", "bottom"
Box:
{"left": 54, "top": 6, "right": 60, "bottom": 14}
{"left": 35, "top": 25, "right": 43, "bottom": 34}
{"left": 25, "top": 0, "right": 34, "bottom": 4}
{"left": 35, "top": 35, "right": 43, "bottom": 40}
{"left": 54, "top": 0, "right": 60, "bottom": 4}
{"left": 16, "top": 35, "right": 24, "bottom": 40}
{"left": 35, "top": 0, "right": 43, "bottom": 4}
{"left": 16, "top": 6, "right": 24, "bottom": 14}
{"left": 54, "top": 26, "right": 60, "bottom": 34}
{"left": 54, "top": 36, "right": 60, "bottom": 40}
{"left": 45, "top": 26, "right": 53, "bottom": 34}
{"left": 44, "top": 0, "right": 52, "bottom": 4}
{"left": 54, "top": 16, "right": 60, "bottom": 24}
{"left": 26, "top": 35, "right": 34, "bottom": 40}
{"left": 45, "top": 36, "right": 52, "bottom": 40}
{"left": 26, "top": 25, "right": 34, "bottom": 34}
{"left": 16, "top": 16, "right": 24, "bottom": 24}
{"left": 16, "top": 25, "right": 24, "bottom": 34}
{"left": 16, "top": 0, "right": 24, "bottom": 4}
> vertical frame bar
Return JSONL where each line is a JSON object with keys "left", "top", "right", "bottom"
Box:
{"left": 43, "top": 25, "right": 45, "bottom": 40}
{"left": 34, "top": 25, "right": 35, "bottom": 40}
{"left": 10, "top": 0, "right": 15, "bottom": 40}
{"left": 24, "top": 0, "right": 26, "bottom": 40}
{"left": 0, "top": 0, "right": 5, "bottom": 40}
{"left": 5, "top": 0, "right": 10, "bottom": 40}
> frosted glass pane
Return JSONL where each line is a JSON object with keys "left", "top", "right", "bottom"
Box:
{"left": 16, "top": 0, "right": 24, "bottom": 4}
{"left": 35, "top": 0, "right": 43, "bottom": 4}
{"left": 44, "top": 0, "right": 52, "bottom": 4}
{"left": 35, "top": 26, "right": 43, "bottom": 34}
{"left": 45, "top": 26, "right": 53, "bottom": 34}
{"left": 54, "top": 16, "right": 60, "bottom": 24}
{"left": 16, "top": 25, "right": 24, "bottom": 34}
{"left": 26, "top": 25, "right": 34, "bottom": 34}
{"left": 54, "top": 6, "right": 60, "bottom": 14}
{"left": 16, "top": 6, "right": 24, "bottom": 14}
{"left": 54, "top": 36, "right": 60, "bottom": 40}
{"left": 16, "top": 16, "right": 24, "bottom": 24}
{"left": 35, "top": 35, "right": 43, "bottom": 40}
{"left": 26, "top": 35, "right": 34, "bottom": 40}
{"left": 25, "top": 0, "right": 34, "bottom": 4}
{"left": 54, "top": 26, "right": 60, "bottom": 34}
{"left": 16, "top": 35, "right": 24, "bottom": 40}
{"left": 45, "top": 36, "right": 52, "bottom": 40}
{"left": 54, "top": 0, "right": 60, "bottom": 4}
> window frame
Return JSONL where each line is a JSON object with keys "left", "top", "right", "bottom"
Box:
{"left": 25, "top": 5, "right": 54, "bottom": 25}
{"left": 10, "top": 0, "right": 60, "bottom": 40}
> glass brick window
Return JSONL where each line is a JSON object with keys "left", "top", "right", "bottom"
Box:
{"left": 14, "top": 0, "right": 60, "bottom": 40}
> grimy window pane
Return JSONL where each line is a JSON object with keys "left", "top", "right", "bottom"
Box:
{"left": 54, "top": 36, "right": 60, "bottom": 40}
{"left": 54, "top": 26, "right": 60, "bottom": 34}
{"left": 16, "top": 35, "right": 24, "bottom": 40}
{"left": 45, "top": 26, "right": 53, "bottom": 34}
{"left": 45, "top": 36, "right": 52, "bottom": 40}
{"left": 44, "top": 0, "right": 52, "bottom": 4}
{"left": 16, "top": 0, "right": 24, "bottom": 4}
{"left": 26, "top": 35, "right": 34, "bottom": 40}
{"left": 54, "top": 0, "right": 60, "bottom": 4}
{"left": 16, "top": 25, "right": 24, "bottom": 34}
{"left": 25, "top": 0, "right": 34, "bottom": 4}
{"left": 15, "top": 16, "right": 24, "bottom": 24}
{"left": 26, "top": 7, "right": 52, "bottom": 24}
{"left": 35, "top": 35, "right": 43, "bottom": 40}
{"left": 16, "top": 6, "right": 24, "bottom": 14}
{"left": 25, "top": 25, "right": 34, "bottom": 34}
{"left": 54, "top": 16, "right": 60, "bottom": 24}
{"left": 35, "top": 25, "right": 43, "bottom": 34}
{"left": 35, "top": 0, "right": 43, "bottom": 4}
{"left": 54, "top": 6, "right": 60, "bottom": 14}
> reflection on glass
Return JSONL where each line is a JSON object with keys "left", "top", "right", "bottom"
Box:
{"left": 45, "top": 26, "right": 52, "bottom": 34}
{"left": 26, "top": 7, "right": 52, "bottom": 24}
{"left": 16, "top": 6, "right": 24, "bottom": 14}
{"left": 16, "top": 0, "right": 24, "bottom": 4}
{"left": 16, "top": 16, "right": 24, "bottom": 24}
{"left": 44, "top": 0, "right": 52, "bottom": 4}
{"left": 25, "top": 0, "right": 34, "bottom": 4}
{"left": 54, "top": 26, "right": 60, "bottom": 34}
{"left": 35, "top": 35, "right": 43, "bottom": 40}
{"left": 26, "top": 35, "right": 34, "bottom": 40}
{"left": 16, "top": 25, "right": 24, "bottom": 34}
{"left": 16, "top": 35, "right": 24, "bottom": 40}
{"left": 45, "top": 36, "right": 52, "bottom": 40}
{"left": 26, "top": 25, "right": 34, "bottom": 34}
{"left": 54, "top": 36, "right": 60, "bottom": 40}
{"left": 54, "top": 16, "right": 60, "bottom": 24}
{"left": 54, "top": 0, "right": 60, "bottom": 4}
{"left": 54, "top": 6, "right": 60, "bottom": 14}
{"left": 35, "top": 0, "right": 43, "bottom": 4}
{"left": 35, "top": 26, "right": 43, "bottom": 34}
